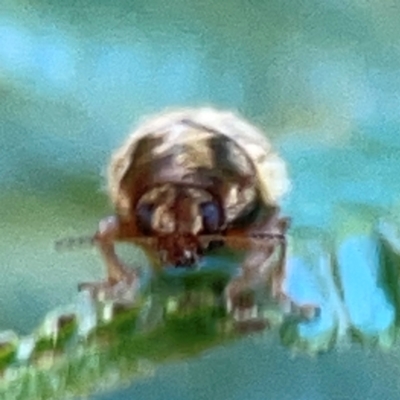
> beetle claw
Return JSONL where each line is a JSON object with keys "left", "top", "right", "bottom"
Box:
{"left": 232, "top": 304, "right": 259, "bottom": 322}
{"left": 228, "top": 300, "right": 270, "bottom": 334}
{"left": 225, "top": 285, "right": 270, "bottom": 333}
{"left": 78, "top": 269, "right": 139, "bottom": 304}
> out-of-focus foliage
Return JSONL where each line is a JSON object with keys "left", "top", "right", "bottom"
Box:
{"left": 1, "top": 225, "right": 400, "bottom": 400}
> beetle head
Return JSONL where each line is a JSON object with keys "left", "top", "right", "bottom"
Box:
{"left": 135, "top": 184, "right": 224, "bottom": 267}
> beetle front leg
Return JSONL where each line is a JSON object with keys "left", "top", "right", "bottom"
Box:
{"left": 268, "top": 237, "right": 318, "bottom": 320}
{"left": 224, "top": 214, "right": 318, "bottom": 329}
{"left": 78, "top": 216, "right": 139, "bottom": 303}
{"left": 224, "top": 239, "right": 279, "bottom": 329}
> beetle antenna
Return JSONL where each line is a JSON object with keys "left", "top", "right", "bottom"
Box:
{"left": 199, "top": 233, "right": 285, "bottom": 250}
{"left": 54, "top": 235, "right": 95, "bottom": 252}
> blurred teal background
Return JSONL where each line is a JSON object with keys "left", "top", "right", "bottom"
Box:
{"left": 2, "top": 0, "right": 400, "bottom": 399}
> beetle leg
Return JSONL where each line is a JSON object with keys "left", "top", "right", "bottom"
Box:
{"left": 78, "top": 216, "right": 139, "bottom": 302}
{"left": 268, "top": 236, "right": 318, "bottom": 320}
{"left": 224, "top": 236, "right": 279, "bottom": 328}
{"left": 224, "top": 213, "right": 318, "bottom": 327}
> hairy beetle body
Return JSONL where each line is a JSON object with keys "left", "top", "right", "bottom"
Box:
{"left": 109, "top": 108, "right": 290, "bottom": 224}
{"left": 75, "top": 107, "right": 317, "bottom": 328}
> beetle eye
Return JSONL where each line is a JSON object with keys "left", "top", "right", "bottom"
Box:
{"left": 136, "top": 203, "right": 154, "bottom": 235}
{"left": 200, "top": 201, "right": 221, "bottom": 233}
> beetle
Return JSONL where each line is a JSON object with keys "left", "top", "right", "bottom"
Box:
{"left": 64, "top": 107, "right": 316, "bottom": 322}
